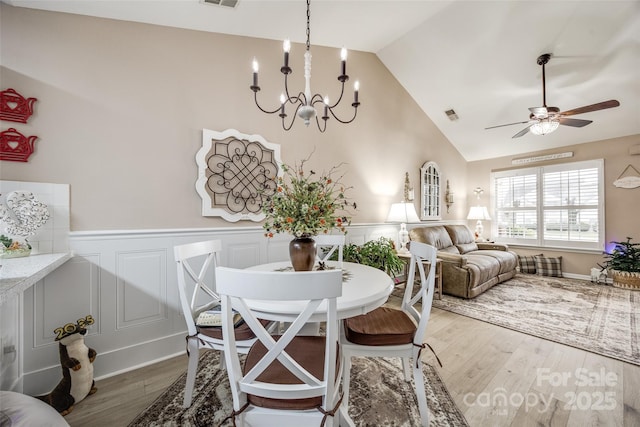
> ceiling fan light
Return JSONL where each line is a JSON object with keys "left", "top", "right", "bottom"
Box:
{"left": 530, "top": 118, "right": 560, "bottom": 135}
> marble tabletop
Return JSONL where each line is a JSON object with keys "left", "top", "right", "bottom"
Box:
{"left": 0, "top": 252, "right": 72, "bottom": 305}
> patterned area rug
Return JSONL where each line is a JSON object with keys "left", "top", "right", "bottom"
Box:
{"left": 128, "top": 350, "right": 469, "bottom": 426}
{"left": 432, "top": 274, "right": 639, "bottom": 365}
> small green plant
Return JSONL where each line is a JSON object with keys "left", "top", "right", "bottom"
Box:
{"left": 329, "top": 237, "right": 404, "bottom": 277}
{"left": 600, "top": 237, "right": 640, "bottom": 273}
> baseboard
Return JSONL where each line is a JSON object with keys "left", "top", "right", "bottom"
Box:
{"left": 22, "top": 333, "right": 185, "bottom": 396}
{"left": 562, "top": 272, "right": 613, "bottom": 285}
{"left": 561, "top": 272, "right": 590, "bottom": 280}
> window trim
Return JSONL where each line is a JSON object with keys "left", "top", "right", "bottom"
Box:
{"left": 490, "top": 159, "right": 605, "bottom": 251}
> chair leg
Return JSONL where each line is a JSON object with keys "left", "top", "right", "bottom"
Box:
{"left": 341, "top": 354, "right": 353, "bottom": 413}
{"left": 401, "top": 357, "right": 411, "bottom": 381}
{"left": 413, "top": 360, "right": 430, "bottom": 427}
{"left": 218, "top": 350, "right": 226, "bottom": 370}
{"left": 183, "top": 338, "right": 200, "bottom": 408}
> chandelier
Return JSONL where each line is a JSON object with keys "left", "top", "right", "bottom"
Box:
{"left": 250, "top": 0, "right": 360, "bottom": 132}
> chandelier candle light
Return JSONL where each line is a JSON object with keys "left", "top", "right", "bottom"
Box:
{"left": 250, "top": 0, "right": 360, "bottom": 132}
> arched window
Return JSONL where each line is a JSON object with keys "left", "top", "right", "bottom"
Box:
{"left": 420, "top": 161, "right": 441, "bottom": 220}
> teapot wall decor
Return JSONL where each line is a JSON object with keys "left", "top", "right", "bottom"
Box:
{"left": 0, "top": 128, "right": 39, "bottom": 162}
{"left": 0, "top": 88, "right": 37, "bottom": 123}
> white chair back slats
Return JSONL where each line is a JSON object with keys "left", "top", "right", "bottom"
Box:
{"left": 404, "top": 241, "right": 437, "bottom": 342}
{"left": 174, "top": 240, "right": 222, "bottom": 337}
{"left": 315, "top": 234, "right": 346, "bottom": 268}
{"left": 174, "top": 240, "right": 276, "bottom": 409}
{"left": 216, "top": 267, "right": 343, "bottom": 426}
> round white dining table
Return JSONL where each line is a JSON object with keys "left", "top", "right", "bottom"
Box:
{"left": 244, "top": 261, "right": 394, "bottom": 323}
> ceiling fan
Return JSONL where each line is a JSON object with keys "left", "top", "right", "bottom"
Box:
{"left": 486, "top": 53, "right": 620, "bottom": 138}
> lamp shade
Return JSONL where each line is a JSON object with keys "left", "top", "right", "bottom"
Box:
{"left": 467, "top": 206, "right": 491, "bottom": 221}
{"left": 387, "top": 202, "right": 420, "bottom": 223}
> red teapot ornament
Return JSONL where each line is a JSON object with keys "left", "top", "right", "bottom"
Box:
{"left": 0, "top": 88, "right": 37, "bottom": 123}
{"left": 0, "top": 128, "right": 38, "bottom": 162}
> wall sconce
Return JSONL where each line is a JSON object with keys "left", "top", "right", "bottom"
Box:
{"left": 404, "top": 172, "right": 415, "bottom": 201}
{"left": 445, "top": 180, "right": 454, "bottom": 213}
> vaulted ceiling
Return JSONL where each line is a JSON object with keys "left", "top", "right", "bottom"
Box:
{"left": 5, "top": 0, "right": 638, "bottom": 161}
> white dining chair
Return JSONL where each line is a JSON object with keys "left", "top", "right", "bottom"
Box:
{"left": 339, "top": 241, "right": 439, "bottom": 427}
{"left": 315, "top": 234, "right": 346, "bottom": 268}
{"left": 216, "top": 267, "right": 344, "bottom": 427}
{"left": 174, "top": 240, "right": 275, "bottom": 408}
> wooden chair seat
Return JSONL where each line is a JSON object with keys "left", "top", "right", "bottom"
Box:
{"left": 343, "top": 306, "right": 416, "bottom": 346}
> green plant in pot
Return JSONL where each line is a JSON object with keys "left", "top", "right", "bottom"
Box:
{"left": 329, "top": 237, "right": 404, "bottom": 278}
{"left": 261, "top": 156, "right": 356, "bottom": 271}
{"left": 600, "top": 237, "right": 640, "bottom": 290}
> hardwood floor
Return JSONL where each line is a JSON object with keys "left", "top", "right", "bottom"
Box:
{"left": 65, "top": 307, "right": 640, "bottom": 426}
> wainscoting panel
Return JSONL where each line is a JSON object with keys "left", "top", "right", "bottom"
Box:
{"left": 116, "top": 249, "right": 168, "bottom": 329}
{"left": 20, "top": 223, "right": 408, "bottom": 394}
{"left": 34, "top": 255, "right": 101, "bottom": 347}
{"left": 224, "top": 238, "right": 263, "bottom": 269}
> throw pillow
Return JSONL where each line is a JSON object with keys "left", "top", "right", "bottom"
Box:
{"left": 534, "top": 255, "right": 563, "bottom": 277}
{"left": 517, "top": 254, "right": 542, "bottom": 274}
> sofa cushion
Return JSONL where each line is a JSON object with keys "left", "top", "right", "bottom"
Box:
{"left": 444, "top": 225, "right": 476, "bottom": 245}
{"left": 456, "top": 242, "right": 479, "bottom": 254}
{"left": 472, "top": 250, "right": 518, "bottom": 275}
{"left": 517, "top": 254, "right": 542, "bottom": 274}
{"left": 535, "top": 255, "right": 563, "bottom": 277}
{"left": 464, "top": 254, "right": 501, "bottom": 287}
{"left": 409, "top": 226, "right": 458, "bottom": 252}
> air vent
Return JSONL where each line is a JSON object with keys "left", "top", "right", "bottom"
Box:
{"left": 202, "top": 0, "right": 238, "bottom": 8}
{"left": 444, "top": 109, "right": 459, "bottom": 121}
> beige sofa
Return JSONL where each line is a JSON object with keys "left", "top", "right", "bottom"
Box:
{"left": 409, "top": 224, "right": 517, "bottom": 298}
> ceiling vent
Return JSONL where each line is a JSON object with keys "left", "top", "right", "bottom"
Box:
{"left": 445, "top": 109, "right": 459, "bottom": 121}
{"left": 201, "top": 0, "right": 238, "bottom": 8}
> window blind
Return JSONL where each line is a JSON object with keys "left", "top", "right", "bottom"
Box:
{"left": 491, "top": 159, "right": 604, "bottom": 250}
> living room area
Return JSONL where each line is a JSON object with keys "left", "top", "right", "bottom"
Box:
{"left": 1, "top": 1, "right": 639, "bottom": 426}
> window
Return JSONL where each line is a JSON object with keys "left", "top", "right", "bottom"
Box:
{"left": 491, "top": 159, "right": 604, "bottom": 250}
{"left": 420, "top": 161, "right": 441, "bottom": 220}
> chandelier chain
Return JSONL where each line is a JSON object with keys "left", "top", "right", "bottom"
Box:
{"left": 306, "top": 0, "right": 311, "bottom": 51}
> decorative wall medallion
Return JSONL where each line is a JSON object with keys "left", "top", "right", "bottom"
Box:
{"left": 0, "top": 128, "right": 38, "bottom": 162}
{"left": 196, "top": 129, "right": 282, "bottom": 222}
{"left": 0, "top": 88, "right": 37, "bottom": 123}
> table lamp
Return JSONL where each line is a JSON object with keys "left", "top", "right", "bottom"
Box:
{"left": 467, "top": 206, "right": 491, "bottom": 240}
{"left": 387, "top": 201, "right": 420, "bottom": 253}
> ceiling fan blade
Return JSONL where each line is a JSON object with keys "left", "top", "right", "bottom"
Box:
{"left": 512, "top": 125, "right": 532, "bottom": 138}
{"left": 559, "top": 117, "right": 593, "bottom": 127}
{"left": 485, "top": 121, "right": 530, "bottom": 130}
{"left": 560, "top": 100, "right": 620, "bottom": 116}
